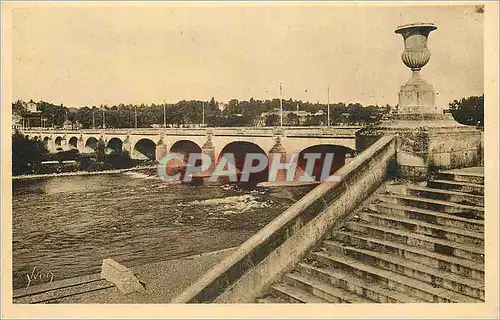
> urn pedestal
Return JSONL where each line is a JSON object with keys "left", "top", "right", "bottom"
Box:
{"left": 398, "top": 71, "right": 438, "bottom": 115}
{"left": 355, "top": 22, "right": 483, "bottom": 181}
{"left": 395, "top": 23, "right": 439, "bottom": 116}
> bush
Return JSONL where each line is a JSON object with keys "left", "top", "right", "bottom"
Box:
{"left": 449, "top": 95, "right": 484, "bottom": 127}
{"left": 12, "top": 131, "right": 45, "bottom": 175}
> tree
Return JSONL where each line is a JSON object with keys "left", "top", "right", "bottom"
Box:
{"left": 12, "top": 131, "right": 45, "bottom": 175}
{"left": 286, "top": 113, "right": 299, "bottom": 126}
{"left": 96, "top": 138, "right": 106, "bottom": 162}
{"left": 206, "top": 97, "right": 221, "bottom": 127}
{"left": 306, "top": 115, "right": 324, "bottom": 126}
{"left": 75, "top": 107, "right": 93, "bottom": 128}
{"left": 449, "top": 95, "right": 484, "bottom": 127}
{"left": 55, "top": 149, "right": 80, "bottom": 164}
{"left": 12, "top": 100, "right": 27, "bottom": 117}
{"left": 265, "top": 114, "right": 280, "bottom": 126}
{"left": 224, "top": 99, "right": 241, "bottom": 116}
{"left": 208, "top": 97, "right": 218, "bottom": 112}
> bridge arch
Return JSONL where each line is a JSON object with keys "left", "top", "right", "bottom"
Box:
{"left": 170, "top": 140, "right": 202, "bottom": 162}
{"left": 54, "top": 136, "right": 63, "bottom": 147}
{"left": 43, "top": 137, "right": 50, "bottom": 148}
{"left": 133, "top": 138, "right": 156, "bottom": 160}
{"left": 85, "top": 137, "right": 99, "bottom": 150}
{"left": 106, "top": 138, "right": 123, "bottom": 153}
{"left": 218, "top": 141, "right": 268, "bottom": 184}
{"left": 68, "top": 136, "right": 78, "bottom": 149}
{"left": 296, "top": 144, "right": 353, "bottom": 181}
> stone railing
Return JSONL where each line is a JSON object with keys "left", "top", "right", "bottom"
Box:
{"left": 21, "top": 126, "right": 361, "bottom": 138}
{"left": 171, "top": 134, "right": 396, "bottom": 303}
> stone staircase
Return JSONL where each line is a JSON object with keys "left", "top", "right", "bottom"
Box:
{"left": 257, "top": 168, "right": 484, "bottom": 303}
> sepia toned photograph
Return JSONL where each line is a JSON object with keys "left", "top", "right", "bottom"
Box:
{"left": 1, "top": 1, "right": 499, "bottom": 319}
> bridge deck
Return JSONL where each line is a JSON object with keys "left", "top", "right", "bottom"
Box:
{"left": 21, "top": 126, "right": 362, "bottom": 137}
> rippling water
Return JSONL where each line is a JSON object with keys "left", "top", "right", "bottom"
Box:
{"left": 12, "top": 169, "right": 313, "bottom": 290}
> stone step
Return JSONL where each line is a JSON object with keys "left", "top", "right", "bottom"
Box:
{"left": 329, "top": 233, "right": 484, "bottom": 298}
{"left": 256, "top": 295, "right": 287, "bottom": 303}
{"left": 269, "top": 282, "right": 329, "bottom": 303}
{"left": 13, "top": 279, "right": 113, "bottom": 304}
{"left": 370, "top": 202, "right": 484, "bottom": 233}
{"left": 359, "top": 211, "right": 484, "bottom": 247}
{"left": 428, "top": 179, "right": 484, "bottom": 195}
{"left": 344, "top": 221, "right": 484, "bottom": 262}
{"left": 377, "top": 194, "right": 484, "bottom": 220}
{"left": 13, "top": 273, "right": 102, "bottom": 299}
{"left": 296, "top": 262, "right": 422, "bottom": 303}
{"left": 283, "top": 271, "right": 373, "bottom": 303}
{"left": 312, "top": 251, "right": 482, "bottom": 303}
{"left": 437, "top": 170, "right": 484, "bottom": 184}
{"left": 385, "top": 184, "right": 484, "bottom": 207}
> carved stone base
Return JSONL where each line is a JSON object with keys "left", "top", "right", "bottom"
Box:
{"left": 357, "top": 118, "right": 483, "bottom": 181}
{"left": 398, "top": 71, "right": 439, "bottom": 114}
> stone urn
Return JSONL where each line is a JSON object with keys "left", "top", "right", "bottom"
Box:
{"left": 395, "top": 23, "right": 438, "bottom": 115}
{"left": 396, "top": 23, "right": 437, "bottom": 71}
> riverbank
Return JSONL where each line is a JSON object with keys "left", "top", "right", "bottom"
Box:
{"left": 12, "top": 165, "right": 157, "bottom": 180}
{"left": 13, "top": 247, "right": 236, "bottom": 304}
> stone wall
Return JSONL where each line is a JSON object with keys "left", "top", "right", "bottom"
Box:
{"left": 357, "top": 119, "right": 483, "bottom": 181}
{"left": 427, "top": 129, "right": 482, "bottom": 169}
{"left": 480, "top": 130, "right": 484, "bottom": 166}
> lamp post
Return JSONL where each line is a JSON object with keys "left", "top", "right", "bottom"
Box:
{"left": 92, "top": 109, "right": 95, "bottom": 129}
{"left": 134, "top": 105, "right": 138, "bottom": 129}
{"left": 163, "top": 102, "right": 167, "bottom": 128}
{"left": 202, "top": 102, "right": 205, "bottom": 126}
{"left": 102, "top": 107, "right": 106, "bottom": 129}
{"left": 279, "top": 82, "right": 283, "bottom": 127}
{"left": 327, "top": 86, "right": 330, "bottom": 127}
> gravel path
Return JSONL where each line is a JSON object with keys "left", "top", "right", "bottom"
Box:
{"left": 42, "top": 247, "right": 236, "bottom": 304}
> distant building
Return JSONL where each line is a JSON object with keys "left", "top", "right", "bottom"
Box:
{"left": 63, "top": 120, "right": 73, "bottom": 130}
{"left": 218, "top": 101, "right": 228, "bottom": 111}
{"left": 12, "top": 114, "right": 22, "bottom": 130}
{"left": 74, "top": 120, "right": 83, "bottom": 130}
{"left": 26, "top": 100, "right": 40, "bottom": 113}
{"left": 258, "top": 109, "right": 319, "bottom": 126}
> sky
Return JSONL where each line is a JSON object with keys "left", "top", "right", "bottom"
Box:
{"left": 12, "top": 4, "right": 484, "bottom": 109}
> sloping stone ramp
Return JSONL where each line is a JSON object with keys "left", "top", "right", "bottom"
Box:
{"left": 258, "top": 168, "right": 484, "bottom": 303}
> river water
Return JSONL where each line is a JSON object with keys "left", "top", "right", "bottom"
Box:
{"left": 12, "top": 169, "right": 313, "bottom": 290}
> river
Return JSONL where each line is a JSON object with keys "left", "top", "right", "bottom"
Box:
{"left": 12, "top": 168, "right": 313, "bottom": 290}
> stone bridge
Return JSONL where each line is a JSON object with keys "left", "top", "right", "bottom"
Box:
{"left": 22, "top": 127, "right": 361, "bottom": 162}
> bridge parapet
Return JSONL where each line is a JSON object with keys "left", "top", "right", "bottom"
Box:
{"left": 20, "top": 126, "right": 361, "bottom": 138}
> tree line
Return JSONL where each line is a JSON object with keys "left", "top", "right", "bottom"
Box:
{"left": 13, "top": 98, "right": 390, "bottom": 129}
{"left": 13, "top": 94, "right": 483, "bottom": 129}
